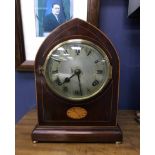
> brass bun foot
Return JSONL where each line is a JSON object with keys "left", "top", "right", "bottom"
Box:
{"left": 32, "top": 140, "right": 38, "bottom": 144}
{"left": 115, "top": 141, "right": 122, "bottom": 144}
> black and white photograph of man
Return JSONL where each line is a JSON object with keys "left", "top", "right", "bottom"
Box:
{"left": 43, "top": 3, "right": 65, "bottom": 32}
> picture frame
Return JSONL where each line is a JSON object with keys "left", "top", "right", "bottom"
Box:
{"left": 15, "top": 0, "right": 100, "bottom": 71}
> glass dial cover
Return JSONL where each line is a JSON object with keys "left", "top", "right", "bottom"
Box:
{"left": 43, "top": 39, "right": 112, "bottom": 101}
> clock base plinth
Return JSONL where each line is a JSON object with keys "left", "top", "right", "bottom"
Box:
{"left": 32, "top": 124, "right": 123, "bottom": 143}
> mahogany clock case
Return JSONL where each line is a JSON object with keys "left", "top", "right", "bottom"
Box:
{"left": 32, "top": 18, "right": 123, "bottom": 143}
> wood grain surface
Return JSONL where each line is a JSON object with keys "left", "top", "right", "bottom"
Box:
{"left": 16, "top": 110, "right": 139, "bottom": 155}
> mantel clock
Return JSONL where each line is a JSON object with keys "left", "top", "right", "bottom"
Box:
{"left": 32, "top": 18, "right": 123, "bottom": 143}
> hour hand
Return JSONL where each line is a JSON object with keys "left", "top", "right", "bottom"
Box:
{"left": 62, "top": 77, "right": 70, "bottom": 84}
{"left": 62, "top": 73, "right": 76, "bottom": 84}
{"left": 62, "top": 69, "right": 82, "bottom": 84}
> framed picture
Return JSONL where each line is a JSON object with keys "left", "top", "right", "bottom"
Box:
{"left": 16, "top": 0, "right": 100, "bottom": 71}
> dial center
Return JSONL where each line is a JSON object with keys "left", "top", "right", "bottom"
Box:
{"left": 74, "top": 69, "right": 81, "bottom": 75}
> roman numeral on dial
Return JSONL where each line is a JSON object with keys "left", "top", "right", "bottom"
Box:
{"left": 87, "top": 50, "right": 92, "bottom": 56}
{"left": 52, "top": 70, "right": 58, "bottom": 74}
{"left": 75, "top": 50, "right": 80, "bottom": 55}
{"left": 64, "top": 50, "right": 68, "bottom": 54}
{"left": 92, "top": 80, "right": 99, "bottom": 86}
{"left": 94, "top": 60, "right": 100, "bottom": 64}
{"left": 63, "top": 86, "right": 68, "bottom": 92}
{"left": 96, "top": 70, "right": 103, "bottom": 74}
{"left": 55, "top": 77, "right": 62, "bottom": 86}
{"left": 74, "top": 90, "right": 80, "bottom": 95}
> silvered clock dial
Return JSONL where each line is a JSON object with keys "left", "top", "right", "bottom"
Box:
{"left": 43, "top": 39, "right": 112, "bottom": 101}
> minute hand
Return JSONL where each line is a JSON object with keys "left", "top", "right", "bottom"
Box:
{"left": 77, "top": 74, "right": 83, "bottom": 96}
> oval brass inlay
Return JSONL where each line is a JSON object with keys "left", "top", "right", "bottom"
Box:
{"left": 67, "top": 107, "right": 87, "bottom": 119}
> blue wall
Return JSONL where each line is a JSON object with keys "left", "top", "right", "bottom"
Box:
{"left": 15, "top": 0, "right": 140, "bottom": 123}
{"left": 99, "top": 0, "right": 140, "bottom": 109}
{"left": 15, "top": 72, "right": 36, "bottom": 123}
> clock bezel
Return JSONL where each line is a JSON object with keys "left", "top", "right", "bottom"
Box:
{"left": 42, "top": 39, "right": 112, "bottom": 101}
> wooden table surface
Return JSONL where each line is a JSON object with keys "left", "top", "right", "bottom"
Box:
{"left": 16, "top": 110, "right": 140, "bottom": 155}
